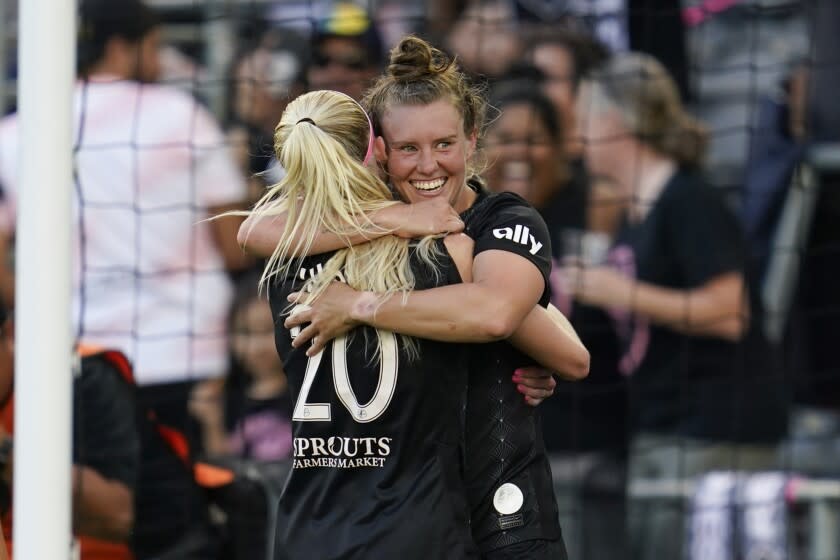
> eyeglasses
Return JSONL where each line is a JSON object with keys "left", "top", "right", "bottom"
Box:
{"left": 312, "top": 50, "right": 370, "bottom": 71}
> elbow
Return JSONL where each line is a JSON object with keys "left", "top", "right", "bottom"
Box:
{"left": 558, "top": 345, "right": 590, "bottom": 381}
{"left": 482, "top": 313, "right": 520, "bottom": 341}
{"left": 570, "top": 347, "right": 591, "bottom": 380}
{"left": 236, "top": 218, "right": 252, "bottom": 250}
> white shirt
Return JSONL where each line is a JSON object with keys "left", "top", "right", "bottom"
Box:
{"left": 0, "top": 77, "right": 246, "bottom": 385}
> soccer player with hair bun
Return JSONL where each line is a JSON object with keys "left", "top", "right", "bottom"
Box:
{"left": 245, "top": 36, "right": 589, "bottom": 559}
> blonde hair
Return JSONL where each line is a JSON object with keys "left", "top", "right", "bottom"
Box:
{"left": 245, "top": 89, "right": 441, "bottom": 357}
{"left": 363, "top": 35, "right": 488, "bottom": 179}
{"left": 587, "top": 52, "right": 707, "bottom": 167}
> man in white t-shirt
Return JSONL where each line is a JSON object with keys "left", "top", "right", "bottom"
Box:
{"left": 0, "top": 0, "right": 250, "bottom": 434}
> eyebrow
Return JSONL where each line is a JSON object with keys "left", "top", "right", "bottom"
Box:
{"left": 388, "top": 134, "right": 459, "bottom": 145}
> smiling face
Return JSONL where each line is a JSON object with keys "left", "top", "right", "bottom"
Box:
{"left": 378, "top": 99, "right": 477, "bottom": 213}
{"left": 484, "top": 102, "right": 558, "bottom": 209}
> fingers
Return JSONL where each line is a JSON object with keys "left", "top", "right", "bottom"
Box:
{"left": 513, "top": 367, "right": 555, "bottom": 406}
{"left": 306, "top": 336, "right": 329, "bottom": 357}
{"left": 285, "top": 308, "right": 313, "bottom": 329}
{"left": 524, "top": 396, "right": 544, "bottom": 407}
{"left": 447, "top": 216, "right": 465, "bottom": 233}
{"left": 290, "top": 324, "right": 318, "bottom": 348}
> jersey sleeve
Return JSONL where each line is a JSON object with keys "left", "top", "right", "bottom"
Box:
{"left": 467, "top": 193, "right": 553, "bottom": 306}
{"left": 665, "top": 178, "right": 745, "bottom": 287}
{"left": 74, "top": 355, "right": 140, "bottom": 488}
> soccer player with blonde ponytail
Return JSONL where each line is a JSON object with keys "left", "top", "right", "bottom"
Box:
{"left": 255, "top": 89, "right": 479, "bottom": 558}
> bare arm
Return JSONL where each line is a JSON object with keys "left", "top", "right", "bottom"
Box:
{"left": 287, "top": 249, "right": 545, "bottom": 355}
{"left": 509, "top": 304, "right": 589, "bottom": 380}
{"left": 238, "top": 197, "right": 464, "bottom": 257}
{"left": 208, "top": 203, "right": 253, "bottom": 272}
{"left": 568, "top": 266, "right": 748, "bottom": 341}
{"left": 72, "top": 465, "right": 134, "bottom": 542}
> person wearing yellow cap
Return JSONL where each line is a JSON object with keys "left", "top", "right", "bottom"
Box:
{"left": 307, "top": 2, "right": 385, "bottom": 101}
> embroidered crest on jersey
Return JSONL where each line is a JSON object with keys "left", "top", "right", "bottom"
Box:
{"left": 493, "top": 482, "right": 524, "bottom": 515}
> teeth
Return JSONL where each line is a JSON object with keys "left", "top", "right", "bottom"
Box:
{"left": 411, "top": 178, "right": 446, "bottom": 191}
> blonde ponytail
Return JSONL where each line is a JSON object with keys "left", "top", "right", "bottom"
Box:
{"left": 245, "top": 89, "right": 444, "bottom": 359}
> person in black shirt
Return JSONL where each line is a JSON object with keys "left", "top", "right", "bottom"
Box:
{"left": 273, "top": 38, "right": 590, "bottom": 559}
{"left": 245, "top": 89, "right": 482, "bottom": 559}
{"left": 557, "top": 52, "right": 787, "bottom": 560}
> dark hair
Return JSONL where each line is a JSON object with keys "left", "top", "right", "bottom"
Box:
{"left": 363, "top": 35, "right": 487, "bottom": 142}
{"left": 490, "top": 66, "right": 561, "bottom": 141}
{"left": 313, "top": 2, "right": 385, "bottom": 68}
{"left": 77, "top": 0, "right": 160, "bottom": 76}
{"left": 526, "top": 26, "right": 610, "bottom": 90}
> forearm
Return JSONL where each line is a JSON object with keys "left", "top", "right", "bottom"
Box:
{"left": 238, "top": 210, "right": 391, "bottom": 258}
{"left": 352, "top": 283, "right": 527, "bottom": 343}
{"left": 509, "top": 305, "right": 589, "bottom": 380}
{"left": 72, "top": 465, "right": 134, "bottom": 542}
{"left": 630, "top": 281, "right": 746, "bottom": 340}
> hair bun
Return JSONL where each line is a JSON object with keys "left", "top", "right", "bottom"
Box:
{"left": 388, "top": 35, "right": 452, "bottom": 83}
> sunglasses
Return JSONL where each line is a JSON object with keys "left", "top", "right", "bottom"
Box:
{"left": 312, "top": 51, "right": 370, "bottom": 71}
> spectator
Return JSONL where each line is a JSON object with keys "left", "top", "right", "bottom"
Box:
{"left": 524, "top": 29, "right": 625, "bottom": 239}
{"left": 559, "top": 52, "right": 787, "bottom": 560}
{"left": 0, "top": 303, "right": 140, "bottom": 559}
{"left": 307, "top": 2, "right": 385, "bottom": 101}
{"left": 190, "top": 273, "right": 292, "bottom": 462}
{"left": 0, "top": 0, "right": 250, "bottom": 435}
{"left": 226, "top": 30, "right": 307, "bottom": 205}
{"left": 485, "top": 72, "right": 585, "bottom": 245}
{"left": 525, "top": 26, "right": 609, "bottom": 157}
{"left": 778, "top": 0, "right": 840, "bottom": 481}
{"left": 446, "top": 0, "right": 522, "bottom": 80}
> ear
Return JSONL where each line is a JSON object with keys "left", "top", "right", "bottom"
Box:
{"left": 373, "top": 136, "right": 388, "bottom": 164}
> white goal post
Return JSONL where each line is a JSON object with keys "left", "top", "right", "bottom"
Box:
{"left": 14, "top": 0, "right": 74, "bottom": 557}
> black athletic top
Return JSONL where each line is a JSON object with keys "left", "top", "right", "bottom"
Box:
{"left": 269, "top": 239, "right": 478, "bottom": 560}
{"left": 460, "top": 186, "right": 563, "bottom": 552}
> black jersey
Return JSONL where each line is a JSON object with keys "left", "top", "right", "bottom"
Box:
{"left": 460, "top": 188, "right": 563, "bottom": 553}
{"left": 268, "top": 240, "right": 477, "bottom": 560}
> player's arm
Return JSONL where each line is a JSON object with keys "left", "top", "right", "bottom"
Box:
{"left": 287, "top": 248, "right": 545, "bottom": 353}
{"left": 238, "top": 197, "right": 464, "bottom": 257}
{"left": 509, "top": 304, "right": 589, "bottom": 380}
{"left": 209, "top": 203, "right": 253, "bottom": 272}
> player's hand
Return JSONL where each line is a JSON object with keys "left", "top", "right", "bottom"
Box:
{"left": 285, "top": 282, "right": 362, "bottom": 356}
{"left": 377, "top": 198, "right": 464, "bottom": 238}
{"left": 513, "top": 367, "right": 556, "bottom": 407}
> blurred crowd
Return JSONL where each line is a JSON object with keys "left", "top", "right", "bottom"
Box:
{"left": 0, "top": 0, "right": 837, "bottom": 558}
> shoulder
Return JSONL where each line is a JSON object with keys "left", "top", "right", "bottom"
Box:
{"left": 465, "top": 191, "right": 547, "bottom": 234}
